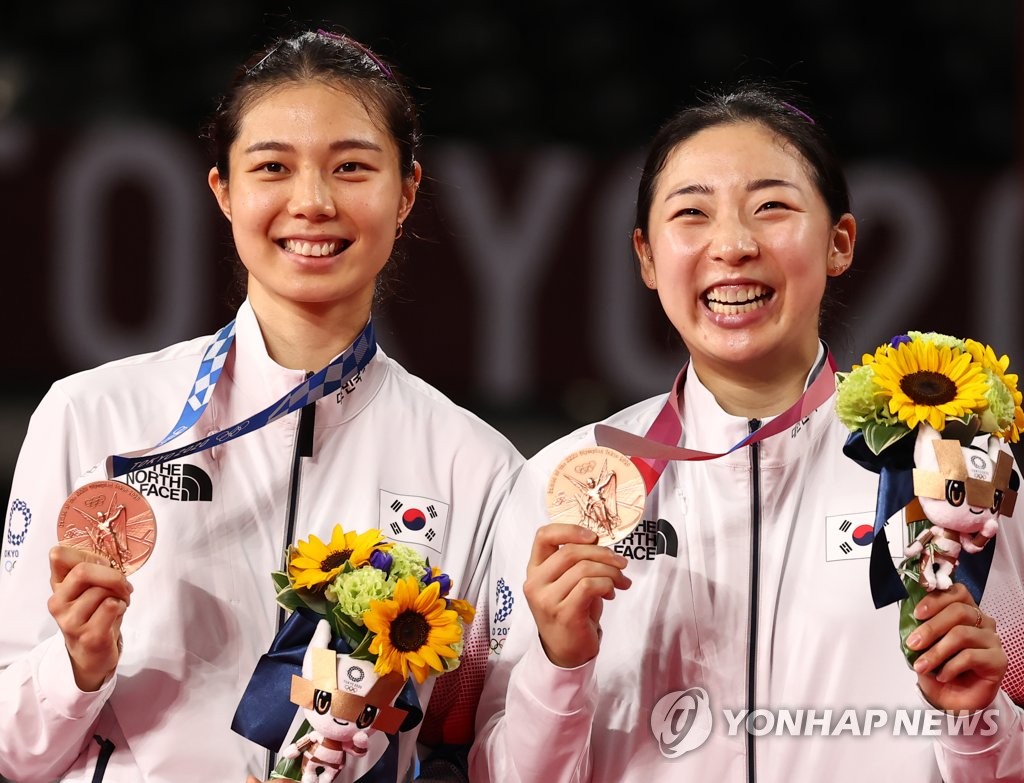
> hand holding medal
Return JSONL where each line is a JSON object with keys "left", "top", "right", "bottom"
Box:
{"left": 518, "top": 447, "right": 642, "bottom": 669}
{"left": 46, "top": 481, "right": 154, "bottom": 692}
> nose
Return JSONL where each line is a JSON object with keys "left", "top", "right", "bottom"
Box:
{"left": 288, "top": 169, "right": 336, "bottom": 220}
{"left": 710, "top": 216, "right": 758, "bottom": 264}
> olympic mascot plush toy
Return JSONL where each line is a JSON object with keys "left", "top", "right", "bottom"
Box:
{"left": 906, "top": 422, "right": 1016, "bottom": 590}
{"left": 835, "top": 331, "right": 1022, "bottom": 664}
{"left": 282, "top": 619, "right": 407, "bottom": 783}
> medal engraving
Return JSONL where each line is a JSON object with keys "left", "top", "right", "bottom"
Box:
{"left": 546, "top": 446, "right": 646, "bottom": 545}
{"left": 57, "top": 481, "right": 157, "bottom": 575}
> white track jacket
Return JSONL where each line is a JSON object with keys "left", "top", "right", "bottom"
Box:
{"left": 472, "top": 358, "right": 1024, "bottom": 783}
{"left": 0, "top": 300, "right": 523, "bottom": 782}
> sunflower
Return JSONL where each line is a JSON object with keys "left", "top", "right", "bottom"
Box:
{"left": 288, "top": 525, "right": 393, "bottom": 591}
{"left": 871, "top": 339, "right": 990, "bottom": 432}
{"left": 364, "top": 577, "right": 463, "bottom": 683}
{"left": 965, "top": 339, "right": 1024, "bottom": 442}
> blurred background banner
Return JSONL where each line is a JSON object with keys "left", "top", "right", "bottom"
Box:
{"left": 0, "top": 1, "right": 1019, "bottom": 539}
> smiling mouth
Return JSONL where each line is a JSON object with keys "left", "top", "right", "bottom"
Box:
{"left": 279, "top": 238, "right": 350, "bottom": 257}
{"left": 703, "top": 284, "right": 774, "bottom": 315}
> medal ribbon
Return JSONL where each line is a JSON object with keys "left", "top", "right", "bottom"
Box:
{"left": 596, "top": 351, "right": 838, "bottom": 494}
{"left": 106, "top": 319, "right": 376, "bottom": 477}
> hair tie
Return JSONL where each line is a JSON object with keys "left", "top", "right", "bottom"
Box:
{"left": 780, "top": 101, "right": 816, "bottom": 125}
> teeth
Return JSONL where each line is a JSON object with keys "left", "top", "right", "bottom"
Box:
{"left": 705, "top": 284, "right": 770, "bottom": 314}
{"left": 707, "top": 299, "right": 767, "bottom": 315}
{"left": 283, "top": 239, "right": 338, "bottom": 257}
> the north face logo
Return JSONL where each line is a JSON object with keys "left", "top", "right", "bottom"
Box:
{"left": 612, "top": 518, "right": 678, "bottom": 561}
{"left": 126, "top": 463, "right": 212, "bottom": 501}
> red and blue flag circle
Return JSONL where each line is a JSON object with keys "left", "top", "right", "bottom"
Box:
{"left": 402, "top": 508, "right": 426, "bottom": 531}
{"left": 852, "top": 524, "right": 875, "bottom": 546}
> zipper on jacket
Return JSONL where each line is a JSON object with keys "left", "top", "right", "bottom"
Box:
{"left": 282, "top": 395, "right": 317, "bottom": 574}
{"left": 266, "top": 389, "right": 316, "bottom": 779}
{"left": 91, "top": 734, "right": 115, "bottom": 782}
{"left": 746, "top": 418, "right": 762, "bottom": 783}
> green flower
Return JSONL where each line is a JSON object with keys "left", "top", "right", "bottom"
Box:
{"left": 909, "top": 331, "right": 965, "bottom": 352}
{"left": 327, "top": 565, "right": 392, "bottom": 626}
{"left": 836, "top": 364, "right": 889, "bottom": 429}
{"left": 979, "top": 367, "right": 1016, "bottom": 434}
{"left": 387, "top": 544, "right": 428, "bottom": 584}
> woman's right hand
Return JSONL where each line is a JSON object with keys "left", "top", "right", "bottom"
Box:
{"left": 47, "top": 545, "right": 132, "bottom": 691}
{"left": 523, "top": 523, "right": 631, "bottom": 669}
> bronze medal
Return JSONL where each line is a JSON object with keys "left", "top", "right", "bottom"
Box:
{"left": 56, "top": 480, "right": 157, "bottom": 575}
{"left": 546, "top": 446, "right": 646, "bottom": 546}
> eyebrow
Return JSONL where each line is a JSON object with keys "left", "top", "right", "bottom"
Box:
{"left": 664, "top": 178, "right": 801, "bottom": 201}
{"left": 242, "top": 138, "right": 384, "bottom": 154}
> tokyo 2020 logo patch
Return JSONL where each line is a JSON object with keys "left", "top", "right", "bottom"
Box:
{"left": 4, "top": 499, "right": 32, "bottom": 574}
{"left": 650, "top": 687, "right": 713, "bottom": 758}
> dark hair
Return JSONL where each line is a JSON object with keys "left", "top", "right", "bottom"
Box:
{"left": 634, "top": 81, "right": 850, "bottom": 238}
{"left": 203, "top": 30, "right": 420, "bottom": 182}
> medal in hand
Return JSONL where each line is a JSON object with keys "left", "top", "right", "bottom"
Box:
{"left": 546, "top": 446, "right": 646, "bottom": 546}
{"left": 57, "top": 480, "right": 157, "bottom": 575}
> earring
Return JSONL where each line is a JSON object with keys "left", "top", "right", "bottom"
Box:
{"left": 395, "top": 223, "right": 404, "bottom": 240}
{"left": 644, "top": 253, "right": 655, "bottom": 287}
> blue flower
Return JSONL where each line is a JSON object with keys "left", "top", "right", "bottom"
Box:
{"left": 370, "top": 548, "right": 393, "bottom": 574}
{"left": 422, "top": 565, "right": 451, "bottom": 597}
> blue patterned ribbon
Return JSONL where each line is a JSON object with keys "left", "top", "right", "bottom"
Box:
{"left": 106, "top": 320, "right": 376, "bottom": 477}
{"left": 232, "top": 607, "right": 422, "bottom": 781}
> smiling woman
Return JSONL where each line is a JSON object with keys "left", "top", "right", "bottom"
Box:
{"left": 207, "top": 81, "right": 419, "bottom": 371}
{"left": 0, "top": 28, "right": 523, "bottom": 783}
{"left": 204, "top": 35, "right": 421, "bottom": 373}
{"left": 471, "top": 81, "right": 1024, "bottom": 783}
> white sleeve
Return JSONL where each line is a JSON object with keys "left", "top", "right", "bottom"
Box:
{"left": 933, "top": 690, "right": 1024, "bottom": 780}
{"left": 0, "top": 384, "right": 115, "bottom": 780}
{"left": 469, "top": 459, "right": 597, "bottom": 783}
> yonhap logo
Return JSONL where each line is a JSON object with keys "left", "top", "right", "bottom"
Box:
{"left": 650, "top": 687, "right": 713, "bottom": 758}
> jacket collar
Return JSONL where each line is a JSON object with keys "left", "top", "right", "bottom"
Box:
{"left": 220, "top": 298, "right": 387, "bottom": 429}
{"left": 681, "top": 342, "right": 834, "bottom": 468}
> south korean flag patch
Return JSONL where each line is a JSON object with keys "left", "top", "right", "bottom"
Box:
{"left": 825, "top": 509, "right": 906, "bottom": 562}
{"left": 379, "top": 490, "right": 450, "bottom": 556}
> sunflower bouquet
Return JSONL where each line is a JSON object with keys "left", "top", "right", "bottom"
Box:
{"left": 265, "top": 524, "right": 474, "bottom": 781}
{"left": 835, "top": 331, "right": 1022, "bottom": 454}
{"left": 836, "top": 331, "right": 1022, "bottom": 664}
{"left": 276, "top": 524, "right": 474, "bottom": 684}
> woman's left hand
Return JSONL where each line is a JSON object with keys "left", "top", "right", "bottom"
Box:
{"left": 906, "top": 582, "right": 1007, "bottom": 712}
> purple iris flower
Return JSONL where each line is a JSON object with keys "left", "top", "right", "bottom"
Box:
{"left": 890, "top": 334, "right": 911, "bottom": 348}
{"left": 423, "top": 566, "right": 452, "bottom": 597}
{"left": 370, "top": 549, "right": 393, "bottom": 574}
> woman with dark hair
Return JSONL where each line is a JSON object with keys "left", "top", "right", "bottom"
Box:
{"left": 0, "top": 29, "right": 522, "bottom": 782}
{"left": 471, "top": 82, "right": 1024, "bottom": 781}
